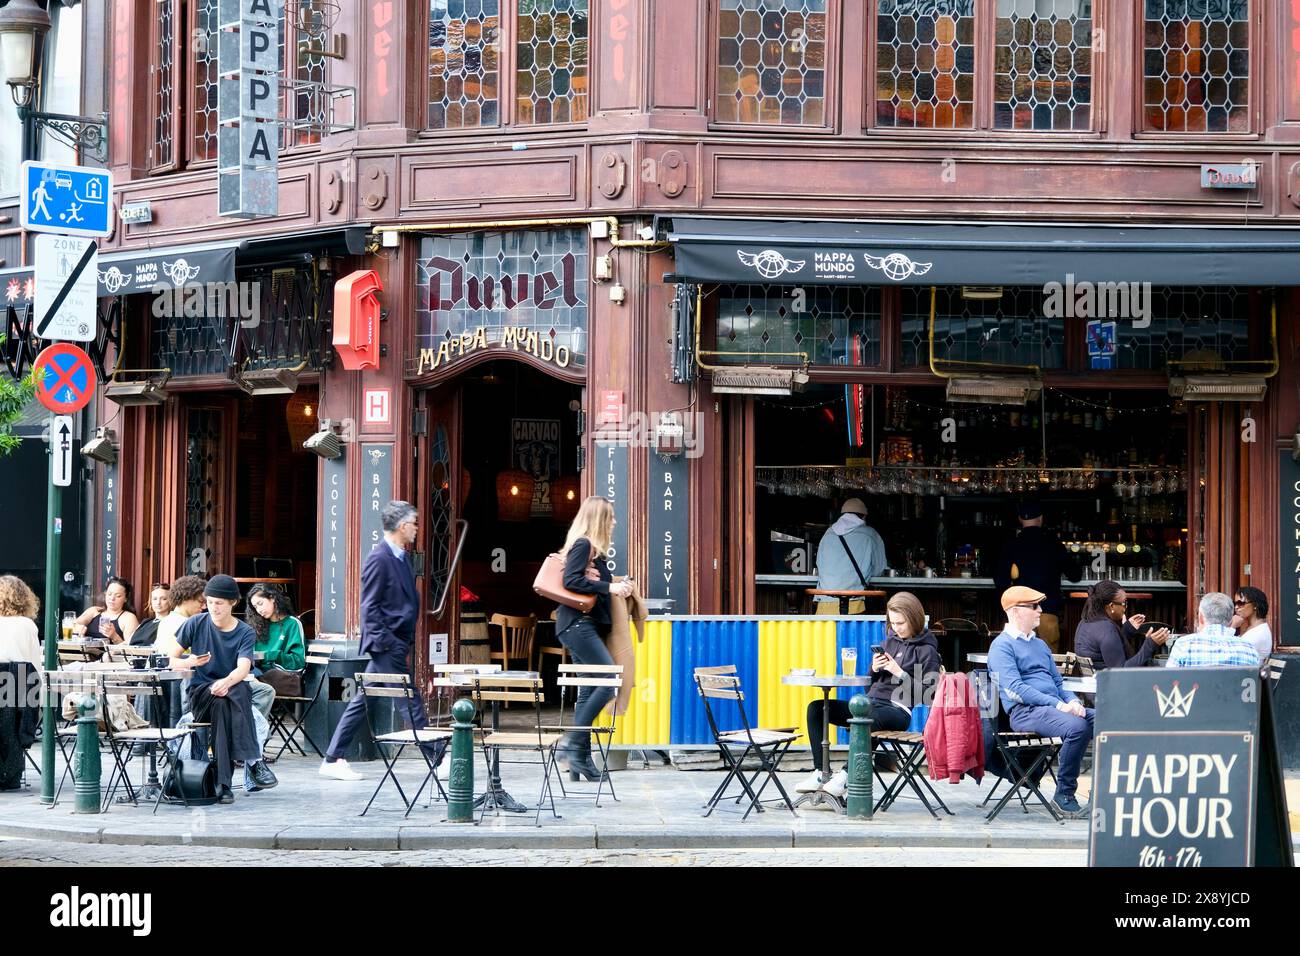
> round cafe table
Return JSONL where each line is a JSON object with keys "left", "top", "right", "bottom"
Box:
{"left": 780, "top": 672, "right": 872, "bottom": 812}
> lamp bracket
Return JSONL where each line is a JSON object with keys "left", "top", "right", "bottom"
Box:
{"left": 22, "top": 108, "right": 109, "bottom": 163}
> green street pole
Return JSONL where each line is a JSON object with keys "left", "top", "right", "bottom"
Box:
{"left": 40, "top": 417, "right": 60, "bottom": 805}
{"left": 845, "top": 694, "right": 874, "bottom": 819}
{"left": 446, "top": 698, "right": 476, "bottom": 822}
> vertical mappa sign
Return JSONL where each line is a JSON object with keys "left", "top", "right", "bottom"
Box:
{"left": 217, "top": 0, "right": 282, "bottom": 218}
{"left": 319, "top": 455, "right": 349, "bottom": 634}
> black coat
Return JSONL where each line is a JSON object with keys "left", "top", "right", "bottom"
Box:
{"left": 555, "top": 537, "right": 612, "bottom": 637}
{"left": 0, "top": 662, "right": 40, "bottom": 791}
{"left": 1074, "top": 616, "right": 1156, "bottom": 671}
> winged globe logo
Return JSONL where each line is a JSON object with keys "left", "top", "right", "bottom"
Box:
{"left": 161, "top": 258, "right": 202, "bottom": 286}
{"left": 737, "top": 249, "right": 806, "bottom": 279}
{"left": 98, "top": 266, "right": 129, "bottom": 294}
{"left": 863, "top": 252, "right": 933, "bottom": 281}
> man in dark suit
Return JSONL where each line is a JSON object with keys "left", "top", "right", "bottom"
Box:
{"left": 320, "top": 500, "right": 441, "bottom": 780}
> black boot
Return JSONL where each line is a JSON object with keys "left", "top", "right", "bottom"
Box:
{"left": 567, "top": 736, "right": 601, "bottom": 783}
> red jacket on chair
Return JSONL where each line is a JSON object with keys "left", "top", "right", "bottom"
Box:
{"left": 923, "top": 672, "right": 985, "bottom": 783}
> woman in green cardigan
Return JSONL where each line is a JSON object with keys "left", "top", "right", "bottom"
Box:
{"left": 245, "top": 584, "right": 306, "bottom": 677}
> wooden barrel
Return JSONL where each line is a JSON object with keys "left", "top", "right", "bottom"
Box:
{"left": 458, "top": 606, "right": 491, "bottom": 665}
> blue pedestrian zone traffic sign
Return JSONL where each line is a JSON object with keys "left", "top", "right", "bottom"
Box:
{"left": 19, "top": 161, "right": 113, "bottom": 238}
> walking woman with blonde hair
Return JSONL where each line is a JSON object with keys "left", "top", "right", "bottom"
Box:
{"left": 554, "top": 495, "right": 633, "bottom": 781}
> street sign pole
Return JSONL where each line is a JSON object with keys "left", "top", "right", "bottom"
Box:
{"left": 40, "top": 418, "right": 60, "bottom": 805}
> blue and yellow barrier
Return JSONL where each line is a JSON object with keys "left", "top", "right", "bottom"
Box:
{"left": 601, "top": 615, "right": 895, "bottom": 748}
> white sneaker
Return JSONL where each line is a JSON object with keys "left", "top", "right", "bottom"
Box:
{"left": 793, "top": 771, "right": 824, "bottom": 794}
{"left": 823, "top": 769, "right": 849, "bottom": 798}
{"left": 318, "top": 759, "right": 363, "bottom": 781}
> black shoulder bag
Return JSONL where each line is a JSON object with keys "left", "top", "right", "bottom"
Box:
{"left": 837, "top": 533, "right": 871, "bottom": 590}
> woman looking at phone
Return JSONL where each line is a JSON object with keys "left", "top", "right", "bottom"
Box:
{"left": 794, "top": 591, "right": 942, "bottom": 798}
{"left": 73, "top": 577, "right": 139, "bottom": 644}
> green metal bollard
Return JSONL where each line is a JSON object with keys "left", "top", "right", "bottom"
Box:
{"left": 446, "top": 698, "right": 476, "bottom": 823}
{"left": 74, "top": 693, "right": 102, "bottom": 814}
{"left": 845, "top": 694, "right": 873, "bottom": 819}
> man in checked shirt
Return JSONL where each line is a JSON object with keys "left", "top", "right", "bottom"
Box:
{"left": 1167, "top": 592, "right": 1260, "bottom": 669}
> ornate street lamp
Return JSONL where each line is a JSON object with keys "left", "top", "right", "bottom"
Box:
{"left": 0, "top": 0, "right": 108, "bottom": 162}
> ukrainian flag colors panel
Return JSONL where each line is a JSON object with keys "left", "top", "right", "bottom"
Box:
{"left": 756, "top": 618, "right": 838, "bottom": 744}
{"left": 603, "top": 619, "right": 673, "bottom": 746}
{"left": 834, "top": 618, "right": 888, "bottom": 743}
{"left": 669, "top": 619, "right": 759, "bottom": 745}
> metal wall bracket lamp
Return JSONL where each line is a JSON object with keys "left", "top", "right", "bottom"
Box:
{"left": 0, "top": 0, "right": 110, "bottom": 163}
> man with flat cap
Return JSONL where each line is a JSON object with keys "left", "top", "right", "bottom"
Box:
{"left": 814, "top": 498, "right": 887, "bottom": 614}
{"left": 995, "top": 499, "right": 1081, "bottom": 653}
{"left": 987, "top": 585, "right": 1094, "bottom": 819}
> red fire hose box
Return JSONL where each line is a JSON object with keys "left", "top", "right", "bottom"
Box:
{"left": 333, "top": 269, "right": 383, "bottom": 371}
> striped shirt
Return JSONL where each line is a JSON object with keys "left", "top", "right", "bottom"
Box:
{"left": 1166, "top": 624, "right": 1259, "bottom": 669}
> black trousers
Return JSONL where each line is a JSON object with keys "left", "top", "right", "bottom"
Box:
{"left": 190, "top": 681, "right": 259, "bottom": 790}
{"left": 805, "top": 697, "right": 911, "bottom": 771}
{"left": 326, "top": 645, "right": 444, "bottom": 763}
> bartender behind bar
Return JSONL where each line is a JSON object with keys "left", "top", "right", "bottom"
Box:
{"left": 814, "top": 498, "right": 887, "bottom": 614}
{"left": 995, "top": 500, "right": 1082, "bottom": 652}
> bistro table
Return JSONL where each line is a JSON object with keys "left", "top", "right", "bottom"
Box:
{"left": 447, "top": 669, "right": 537, "bottom": 814}
{"left": 780, "top": 672, "right": 871, "bottom": 812}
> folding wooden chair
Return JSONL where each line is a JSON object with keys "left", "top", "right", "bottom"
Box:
{"left": 98, "top": 672, "right": 196, "bottom": 813}
{"left": 469, "top": 675, "right": 564, "bottom": 826}
{"left": 488, "top": 615, "right": 537, "bottom": 702}
{"left": 969, "top": 671, "right": 1064, "bottom": 823}
{"left": 693, "top": 665, "right": 799, "bottom": 820}
{"left": 544, "top": 663, "right": 624, "bottom": 805}
{"left": 266, "top": 641, "right": 335, "bottom": 760}
{"left": 871, "top": 729, "right": 953, "bottom": 818}
{"left": 355, "top": 672, "right": 452, "bottom": 818}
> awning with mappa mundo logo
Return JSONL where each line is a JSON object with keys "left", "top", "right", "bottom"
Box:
{"left": 659, "top": 216, "right": 1300, "bottom": 287}
{"left": 0, "top": 238, "right": 241, "bottom": 301}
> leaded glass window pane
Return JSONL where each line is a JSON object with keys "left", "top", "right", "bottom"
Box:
{"left": 192, "top": 0, "right": 219, "bottom": 161}
{"left": 1114, "top": 287, "right": 1252, "bottom": 370}
{"left": 429, "top": 0, "right": 501, "bottom": 129}
{"left": 715, "top": 285, "right": 882, "bottom": 366}
{"left": 153, "top": 0, "right": 175, "bottom": 168}
{"left": 899, "top": 287, "right": 1065, "bottom": 368}
{"left": 292, "top": 0, "right": 331, "bottom": 146}
{"left": 1143, "top": 0, "right": 1250, "bottom": 132}
{"left": 516, "top": 0, "right": 588, "bottom": 125}
{"left": 993, "top": 0, "right": 1092, "bottom": 131}
{"left": 716, "top": 0, "right": 828, "bottom": 126}
{"left": 876, "top": 0, "right": 975, "bottom": 129}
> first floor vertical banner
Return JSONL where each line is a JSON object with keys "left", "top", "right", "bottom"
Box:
{"left": 360, "top": 444, "right": 393, "bottom": 553}
{"left": 596, "top": 440, "right": 629, "bottom": 576}
{"left": 319, "top": 456, "right": 349, "bottom": 634}
{"left": 100, "top": 461, "right": 118, "bottom": 583}
{"left": 648, "top": 452, "right": 689, "bottom": 605}
{"left": 1279, "top": 450, "right": 1300, "bottom": 646}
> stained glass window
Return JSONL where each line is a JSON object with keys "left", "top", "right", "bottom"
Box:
{"left": 429, "top": 0, "right": 501, "bottom": 129}
{"left": 192, "top": 0, "right": 219, "bottom": 161}
{"left": 1143, "top": 0, "right": 1250, "bottom": 132}
{"left": 414, "top": 229, "right": 589, "bottom": 373}
{"left": 994, "top": 0, "right": 1092, "bottom": 130}
{"left": 152, "top": 0, "right": 175, "bottom": 168}
{"left": 516, "top": 0, "right": 588, "bottom": 125}
{"left": 716, "top": 285, "right": 882, "bottom": 366}
{"left": 291, "top": 0, "right": 330, "bottom": 146}
{"left": 876, "top": 0, "right": 975, "bottom": 129}
{"left": 1115, "top": 288, "right": 1252, "bottom": 370}
{"left": 900, "top": 287, "right": 1065, "bottom": 368}
{"left": 715, "top": 0, "right": 828, "bottom": 126}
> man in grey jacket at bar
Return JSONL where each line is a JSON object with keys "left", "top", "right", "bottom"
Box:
{"left": 814, "top": 499, "right": 887, "bottom": 614}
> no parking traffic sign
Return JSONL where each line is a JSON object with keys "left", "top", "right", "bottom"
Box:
{"left": 34, "top": 342, "right": 97, "bottom": 414}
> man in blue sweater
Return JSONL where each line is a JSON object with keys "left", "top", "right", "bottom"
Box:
{"left": 987, "top": 585, "right": 1094, "bottom": 819}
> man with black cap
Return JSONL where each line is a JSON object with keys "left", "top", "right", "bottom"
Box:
{"left": 813, "top": 498, "right": 887, "bottom": 615}
{"left": 994, "top": 500, "right": 1081, "bottom": 653}
{"left": 170, "top": 574, "right": 277, "bottom": 804}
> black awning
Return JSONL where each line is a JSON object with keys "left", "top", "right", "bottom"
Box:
{"left": 0, "top": 239, "right": 241, "bottom": 298}
{"left": 663, "top": 217, "right": 1300, "bottom": 286}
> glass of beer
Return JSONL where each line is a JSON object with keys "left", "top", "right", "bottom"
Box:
{"left": 61, "top": 612, "right": 75, "bottom": 640}
{"left": 841, "top": 647, "right": 857, "bottom": 678}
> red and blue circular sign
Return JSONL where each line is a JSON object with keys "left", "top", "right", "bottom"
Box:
{"left": 34, "top": 342, "right": 97, "bottom": 414}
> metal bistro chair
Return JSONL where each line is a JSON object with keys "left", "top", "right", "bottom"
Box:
{"left": 969, "top": 671, "right": 1065, "bottom": 823}
{"left": 469, "top": 674, "right": 564, "bottom": 826}
{"left": 871, "top": 728, "right": 953, "bottom": 818}
{"left": 1265, "top": 656, "right": 1286, "bottom": 692}
{"left": 431, "top": 663, "right": 502, "bottom": 729}
{"left": 693, "top": 665, "right": 799, "bottom": 820}
{"left": 356, "top": 672, "right": 452, "bottom": 818}
{"left": 98, "top": 672, "right": 196, "bottom": 813}
{"left": 545, "top": 663, "right": 624, "bottom": 805}
{"left": 266, "top": 641, "right": 335, "bottom": 760}
{"left": 44, "top": 671, "right": 118, "bottom": 809}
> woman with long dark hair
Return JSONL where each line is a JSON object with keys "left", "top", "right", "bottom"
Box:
{"left": 554, "top": 495, "right": 633, "bottom": 782}
{"left": 1074, "top": 579, "right": 1170, "bottom": 671}
{"left": 245, "top": 584, "right": 306, "bottom": 689}
{"left": 72, "top": 576, "right": 139, "bottom": 645}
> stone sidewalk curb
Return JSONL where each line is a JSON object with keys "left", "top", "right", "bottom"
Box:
{"left": 10, "top": 818, "right": 1288, "bottom": 853}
